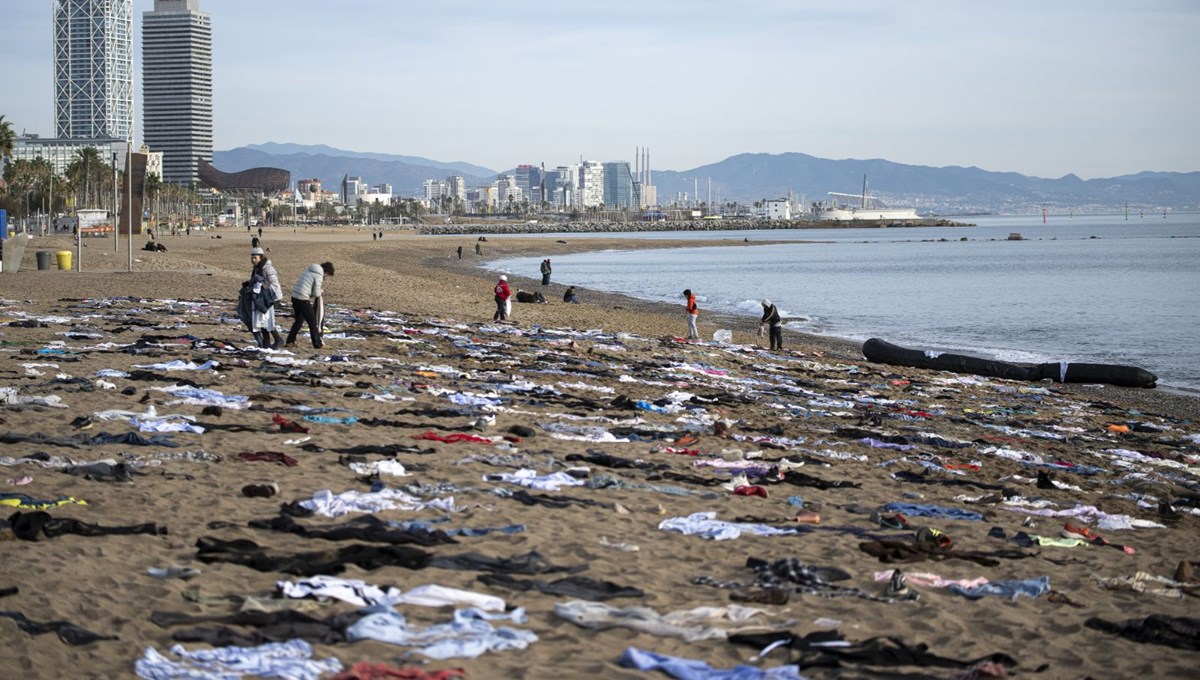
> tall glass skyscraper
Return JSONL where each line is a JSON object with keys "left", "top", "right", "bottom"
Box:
{"left": 143, "top": 0, "right": 212, "bottom": 185}
{"left": 602, "top": 161, "right": 635, "bottom": 209}
{"left": 53, "top": 0, "right": 134, "bottom": 142}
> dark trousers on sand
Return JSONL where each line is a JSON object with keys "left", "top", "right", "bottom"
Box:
{"left": 287, "top": 297, "right": 323, "bottom": 348}
{"left": 769, "top": 325, "right": 783, "bottom": 350}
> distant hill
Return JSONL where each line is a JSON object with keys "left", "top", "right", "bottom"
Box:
{"left": 213, "top": 144, "right": 495, "bottom": 197}
{"left": 242, "top": 143, "right": 496, "bottom": 178}
{"left": 651, "top": 153, "right": 1200, "bottom": 213}
{"left": 213, "top": 145, "right": 1200, "bottom": 212}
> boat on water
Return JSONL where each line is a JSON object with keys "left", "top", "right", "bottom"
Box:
{"left": 814, "top": 175, "right": 920, "bottom": 222}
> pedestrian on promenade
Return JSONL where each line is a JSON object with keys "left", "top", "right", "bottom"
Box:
{"left": 286, "top": 261, "right": 334, "bottom": 349}
{"left": 683, "top": 289, "right": 699, "bottom": 340}
{"left": 760, "top": 299, "right": 783, "bottom": 350}
{"left": 493, "top": 275, "right": 511, "bottom": 321}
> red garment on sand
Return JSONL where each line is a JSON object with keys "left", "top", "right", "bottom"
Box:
{"left": 412, "top": 431, "right": 494, "bottom": 444}
{"left": 658, "top": 447, "right": 701, "bottom": 456}
{"left": 272, "top": 414, "right": 310, "bottom": 433}
{"left": 332, "top": 661, "right": 465, "bottom": 680}
{"left": 733, "top": 485, "right": 769, "bottom": 498}
{"left": 235, "top": 451, "right": 299, "bottom": 467}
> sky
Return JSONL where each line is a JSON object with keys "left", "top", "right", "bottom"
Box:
{"left": 2, "top": 0, "right": 1198, "bottom": 179}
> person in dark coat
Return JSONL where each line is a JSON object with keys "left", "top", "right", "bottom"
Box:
{"left": 760, "top": 299, "right": 783, "bottom": 350}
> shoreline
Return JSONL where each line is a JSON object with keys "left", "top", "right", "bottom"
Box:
{"left": 5, "top": 226, "right": 1198, "bottom": 419}
{"left": 412, "top": 217, "right": 973, "bottom": 236}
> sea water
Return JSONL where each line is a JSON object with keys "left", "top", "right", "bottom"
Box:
{"left": 486, "top": 214, "right": 1200, "bottom": 392}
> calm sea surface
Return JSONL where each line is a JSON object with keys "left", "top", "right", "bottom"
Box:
{"left": 485, "top": 214, "right": 1200, "bottom": 392}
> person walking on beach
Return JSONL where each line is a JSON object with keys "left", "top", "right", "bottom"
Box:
{"left": 457, "top": 245, "right": 463, "bottom": 260}
{"left": 248, "top": 247, "right": 284, "bottom": 349}
{"left": 683, "top": 289, "right": 699, "bottom": 340}
{"left": 475, "top": 242, "right": 482, "bottom": 256}
{"left": 540, "top": 259, "right": 552, "bottom": 285}
{"left": 493, "top": 275, "right": 511, "bottom": 321}
{"left": 563, "top": 286, "right": 579, "bottom": 304}
{"left": 286, "top": 261, "right": 334, "bottom": 349}
{"left": 760, "top": 299, "right": 783, "bottom": 351}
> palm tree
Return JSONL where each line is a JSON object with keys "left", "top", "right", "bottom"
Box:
{"left": 0, "top": 115, "right": 14, "bottom": 166}
{"left": 66, "top": 146, "right": 108, "bottom": 209}
{"left": 143, "top": 172, "right": 162, "bottom": 230}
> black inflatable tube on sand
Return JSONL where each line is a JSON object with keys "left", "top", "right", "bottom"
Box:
{"left": 862, "top": 338, "right": 1157, "bottom": 389}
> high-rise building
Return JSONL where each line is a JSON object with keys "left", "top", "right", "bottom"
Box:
{"left": 446, "top": 176, "right": 466, "bottom": 202}
{"left": 54, "top": 0, "right": 134, "bottom": 142}
{"left": 581, "top": 161, "right": 604, "bottom": 208}
{"left": 602, "top": 161, "right": 634, "bottom": 209}
{"left": 143, "top": 0, "right": 212, "bottom": 185}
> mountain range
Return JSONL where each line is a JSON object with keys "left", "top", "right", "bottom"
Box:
{"left": 212, "top": 144, "right": 1200, "bottom": 213}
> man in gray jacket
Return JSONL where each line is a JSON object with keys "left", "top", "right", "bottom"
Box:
{"left": 286, "top": 261, "right": 334, "bottom": 348}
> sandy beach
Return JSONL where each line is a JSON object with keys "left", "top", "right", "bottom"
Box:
{"left": 1, "top": 227, "right": 1197, "bottom": 679}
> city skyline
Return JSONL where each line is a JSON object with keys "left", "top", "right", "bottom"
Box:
{"left": 3, "top": 1, "right": 1199, "bottom": 180}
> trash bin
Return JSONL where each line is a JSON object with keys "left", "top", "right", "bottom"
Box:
{"left": 36, "top": 251, "right": 52, "bottom": 270}
{"left": 55, "top": 250, "right": 72, "bottom": 270}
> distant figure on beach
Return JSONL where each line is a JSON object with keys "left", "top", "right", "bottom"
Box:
{"left": 286, "top": 261, "right": 334, "bottom": 349}
{"left": 457, "top": 245, "right": 463, "bottom": 260}
{"left": 563, "top": 286, "right": 579, "bottom": 304}
{"left": 475, "top": 242, "right": 482, "bottom": 256}
{"left": 185, "top": 226, "right": 190, "bottom": 237}
{"left": 246, "top": 247, "right": 284, "bottom": 349}
{"left": 372, "top": 232, "right": 377, "bottom": 241}
{"left": 540, "top": 259, "right": 552, "bottom": 285}
{"left": 258, "top": 226, "right": 263, "bottom": 239}
{"left": 251, "top": 236, "right": 260, "bottom": 250}
{"left": 683, "top": 289, "right": 699, "bottom": 340}
{"left": 493, "top": 275, "right": 511, "bottom": 321}
{"left": 760, "top": 299, "right": 783, "bottom": 351}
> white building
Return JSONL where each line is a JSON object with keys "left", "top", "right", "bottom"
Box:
{"left": 143, "top": 0, "right": 212, "bottom": 185}
{"left": 762, "top": 199, "right": 792, "bottom": 220}
{"left": 581, "top": 161, "right": 604, "bottom": 208}
{"left": 11, "top": 135, "right": 128, "bottom": 177}
{"left": 54, "top": 0, "right": 134, "bottom": 142}
{"left": 446, "top": 176, "right": 466, "bottom": 202}
{"left": 423, "top": 179, "right": 445, "bottom": 201}
{"left": 140, "top": 145, "right": 164, "bottom": 180}
{"left": 495, "top": 175, "right": 522, "bottom": 207}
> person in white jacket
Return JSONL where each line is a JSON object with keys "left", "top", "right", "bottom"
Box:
{"left": 249, "top": 247, "right": 284, "bottom": 349}
{"left": 286, "top": 261, "right": 334, "bottom": 348}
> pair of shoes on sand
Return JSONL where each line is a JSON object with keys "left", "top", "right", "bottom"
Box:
{"left": 884, "top": 569, "right": 919, "bottom": 601}
{"left": 242, "top": 482, "right": 279, "bottom": 498}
